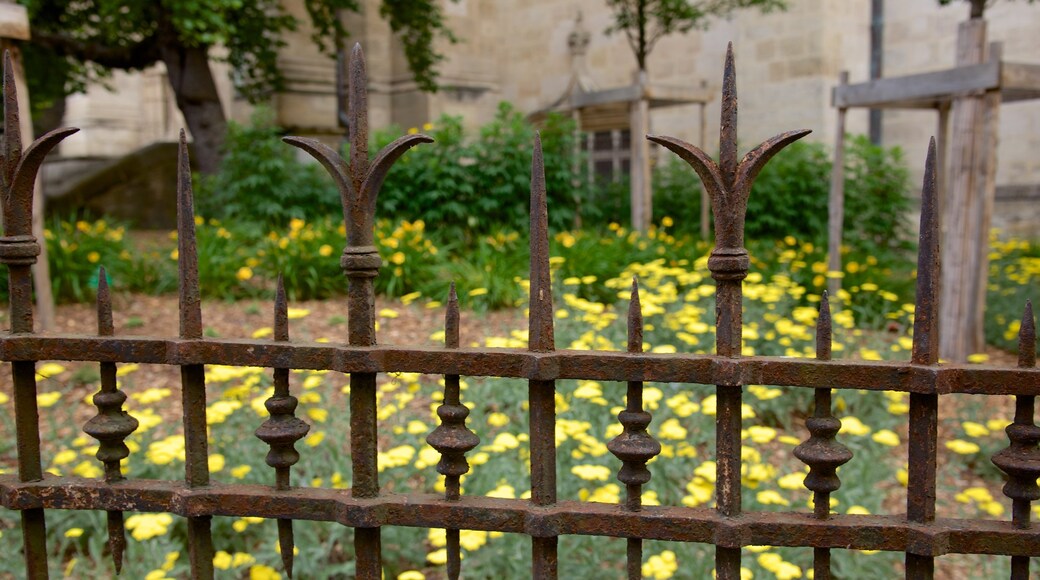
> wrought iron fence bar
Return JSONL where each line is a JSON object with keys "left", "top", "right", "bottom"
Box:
{"left": 176, "top": 133, "right": 215, "bottom": 579}
{"left": 528, "top": 133, "right": 559, "bottom": 579}
{"left": 994, "top": 301, "right": 1038, "bottom": 580}
{"left": 426, "top": 283, "right": 479, "bottom": 580}
{"left": 3, "top": 335, "right": 1040, "bottom": 394}
{"left": 906, "top": 138, "right": 941, "bottom": 580}
{"left": 2, "top": 477, "right": 1037, "bottom": 556}
{"left": 1, "top": 49, "right": 78, "bottom": 580}
{"left": 794, "top": 291, "right": 852, "bottom": 580}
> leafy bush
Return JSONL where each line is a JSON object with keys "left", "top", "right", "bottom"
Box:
{"left": 375, "top": 103, "right": 584, "bottom": 240}
{"left": 651, "top": 136, "right": 912, "bottom": 255}
{"left": 196, "top": 107, "right": 338, "bottom": 226}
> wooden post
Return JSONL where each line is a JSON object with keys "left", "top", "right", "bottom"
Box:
{"left": 936, "top": 102, "right": 950, "bottom": 223}
{"left": 0, "top": 2, "right": 54, "bottom": 331}
{"left": 827, "top": 71, "right": 849, "bottom": 304}
{"left": 972, "top": 42, "right": 1002, "bottom": 351}
{"left": 940, "top": 19, "right": 998, "bottom": 361}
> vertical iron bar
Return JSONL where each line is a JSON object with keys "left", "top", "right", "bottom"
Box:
{"left": 712, "top": 45, "right": 745, "bottom": 580}
{"left": 794, "top": 292, "right": 851, "bottom": 580}
{"left": 427, "top": 284, "right": 479, "bottom": 580}
{"left": 255, "top": 276, "right": 309, "bottom": 579}
{"left": 992, "top": 302, "right": 1037, "bottom": 580}
{"left": 907, "top": 138, "right": 940, "bottom": 580}
{"left": 283, "top": 43, "right": 430, "bottom": 580}
{"left": 528, "top": 133, "right": 558, "bottom": 579}
{"left": 83, "top": 267, "right": 138, "bottom": 574}
{"left": 343, "top": 44, "right": 381, "bottom": 580}
{"left": 177, "top": 132, "right": 214, "bottom": 579}
{"left": 647, "top": 43, "right": 807, "bottom": 580}
{"left": 0, "top": 51, "right": 77, "bottom": 580}
{"left": 608, "top": 280, "right": 661, "bottom": 579}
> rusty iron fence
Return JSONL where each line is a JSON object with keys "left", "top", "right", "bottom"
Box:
{"left": 0, "top": 44, "right": 1038, "bottom": 580}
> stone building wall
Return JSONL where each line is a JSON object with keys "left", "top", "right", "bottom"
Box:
{"left": 54, "top": 0, "right": 1040, "bottom": 235}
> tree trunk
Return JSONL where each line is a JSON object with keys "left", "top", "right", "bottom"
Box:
{"left": 630, "top": 70, "right": 652, "bottom": 232}
{"left": 159, "top": 41, "right": 226, "bottom": 175}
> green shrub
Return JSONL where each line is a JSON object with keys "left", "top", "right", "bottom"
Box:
{"left": 375, "top": 103, "right": 585, "bottom": 240}
{"left": 196, "top": 107, "right": 338, "bottom": 226}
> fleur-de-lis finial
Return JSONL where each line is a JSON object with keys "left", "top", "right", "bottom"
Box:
{"left": 648, "top": 43, "right": 810, "bottom": 253}
{"left": 0, "top": 50, "right": 78, "bottom": 333}
{"left": 283, "top": 43, "right": 432, "bottom": 346}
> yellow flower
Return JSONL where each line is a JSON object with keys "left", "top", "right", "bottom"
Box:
{"left": 307, "top": 408, "right": 328, "bottom": 423}
{"left": 468, "top": 287, "right": 488, "bottom": 297}
{"left": 236, "top": 267, "right": 253, "bottom": 281}
{"left": 571, "top": 464, "right": 611, "bottom": 481}
{"left": 960, "top": 421, "right": 989, "bottom": 437}
{"left": 871, "top": 429, "right": 900, "bottom": 447}
{"left": 52, "top": 449, "right": 77, "bottom": 466}
{"left": 65, "top": 528, "right": 84, "bottom": 538}
{"left": 657, "top": 418, "right": 687, "bottom": 440}
{"left": 36, "top": 392, "right": 61, "bottom": 408}
{"left": 249, "top": 564, "right": 282, "bottom": 580}
{"left": 838, "top": 416, "right": 870, "bottom": 436}
{"left": 966, "top": 353, "right": 989, "bottom": 364}
{"left": 125, "top": 513, "right": 174, "bottom": 541}
{"left": 756, "top": 490, "right": 790, "bottom": 506}
{"left": 213, "top": 551, "right": 233, "bottom": 570}
{"left": 379, "top": 308, "right": 399, "bottom": 319}
{"left": 427, "top": 549, "right": 447, "bottom": 565}
{"left": 390, "top": 251, "right": 406, "bottom": 265}
{"left": 398, "top": 572, "right": 426, "bottom": 580}
{"left": 208, "top": 454, "right": 225, "bottom": 473}
{"left": 230, "top": 465, "right": 252, "bottom": 479}
{"left": 37, "top": 363, "right": 66, "bottom": 378}
{"left": 251, "top": 327, "right": 273, "bottom": 338}
{"left": 87, "top": 251, "right": 100, "bottom": 263}
{"left": 847, "top": 505, "right": 871, "bottom": 515}
{"left": 305, "top": 431, "right": 325, "bottom": 447}
{"left": 945, "top": 439, "right": 980, "bottom": 454}
{"left": 487, "top": 412, "right": 509, "bottom": 427}
{"left": 642, "top": 550, "right": 678, "bottom": 579}
{"left": 287, "top": 308, "right": 310, "bottom": 319}
{"left": 318, "top": 244, "right": 334, "bottom": 257}
{"left": 758, "top": 552, "right": 802, "bottom": 580}
{"left": 485, "top": 483, "right": 516, "bottom": 499}
{"left": 747, "top": 426, "right": 776, "bottom": 444}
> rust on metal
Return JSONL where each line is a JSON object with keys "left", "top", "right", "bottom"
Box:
{"left": 607, "top": 278, "right": 661, "bottom": 579}
{"left": 907, "top": 138, "right": 940, "bottom": 579}
{"left": 993, "top": 301, "right": 1038, "bottom": 579}
{"left": 1, "top": 49, "right": 77, "bottom": 580}
{"left": 284, "top": 42, "right": 431, "bottom": 580}
{"left": 793, "top": 291, "right": 852, "bottom": 580}
{"left": 649, "top": 42, "right": 809, "bottom": 580}
{"left": 426, "top": 283, "right": 479, "bottom": 579}
{"left": 176, "top": 131, "right": 215, "bottom": 579}
{"left": 82, "top": 267, "right": 138, "bottom": 574}
{"left": 254, "top": 276, "right": 310, "bottom": 578}
{"left": 527, "top": 132, "right": 559, "bottom": 579}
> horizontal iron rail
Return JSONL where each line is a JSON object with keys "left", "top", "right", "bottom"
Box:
{"left": 1, "top": 476, "right": 1036, "bottom": 557}
{"left": 2, "top": 334, "right": 1038, "bottom": 395}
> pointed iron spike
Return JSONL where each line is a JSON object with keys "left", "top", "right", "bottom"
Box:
{"left": 817, "top": 291, "right": 832, "bottom": 361}
{"left": 278, "top": 519, "right": 295, "bottom": 579}
{"left": 177, "top": 130, "right": 203, "bottom": 340}
{"left": 1020, "top": 300, "right": 1036, "bottom": 368}
{"left": 628, "top": 277, "right": 643, "bottom": 354}
{"left": 348, "top": 42, "right": 370, "bottom": 183}
{"left": 97, "top": 266, "right": 114, "bottom": 337}
{"left": 528, "top": 132, "right": 554, "bottom": 353}
{"left": 719, "top": 42, "right": 738, "bottom": 187}
{"left": 3, "top": 50, "right": 20, "bottom": 187}
{"left": 446, "top": 282, "right": 460, "bottom": 349}
{"left": 912, "top": 137, "right": 939, "bottom": 366}
{"left": 108, "top": 510, "right": 125, "bottom": 575}
{"left": 275, "top": 274, "right": 289, "bottom": 342}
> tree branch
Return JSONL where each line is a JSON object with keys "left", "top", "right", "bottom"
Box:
{"left": 29, "top": 30, "right": 161, "bottom": 71}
